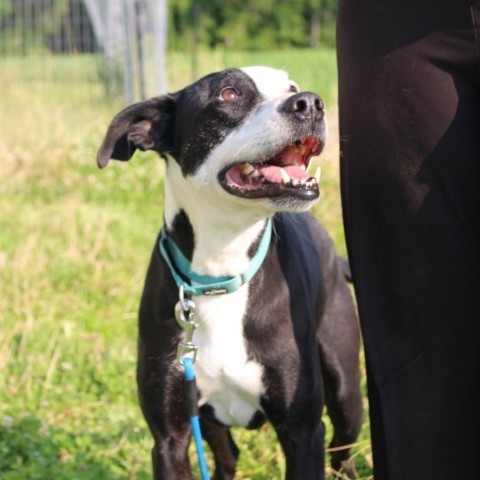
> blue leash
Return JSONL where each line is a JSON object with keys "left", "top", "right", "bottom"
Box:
{"left": 174, "top": 297, "right": 210, "bottom": 479}
{"left": 182, "top": 357, "right": 210, "bottom": 480}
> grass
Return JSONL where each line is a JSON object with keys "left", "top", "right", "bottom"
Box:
{"left": 0, "top": 49, "right": 372, "bottom": 479}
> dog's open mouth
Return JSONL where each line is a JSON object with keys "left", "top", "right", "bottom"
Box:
{"left": 220, "top": 136, "right": 322, "bottom": 200}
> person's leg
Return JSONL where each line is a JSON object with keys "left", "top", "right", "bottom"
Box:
{"left": 337, "top": 1, "right": 480, "bottom": 478}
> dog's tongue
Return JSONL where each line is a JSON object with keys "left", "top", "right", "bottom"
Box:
{"left": 258, "top": 165, "right": 311, "bottom": 184}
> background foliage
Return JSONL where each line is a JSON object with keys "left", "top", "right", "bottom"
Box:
{"left": 169, "top": 0, "right": 337, "bottom": 50}
{"left": 0, "top": 0, "right": 338, "bottom": 54}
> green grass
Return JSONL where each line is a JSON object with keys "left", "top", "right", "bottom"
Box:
{"left": 167, "top": 48, "right": 339, "bottom": 107}
{"left": 0, "top": 49, "right": 372, "bottom": 479}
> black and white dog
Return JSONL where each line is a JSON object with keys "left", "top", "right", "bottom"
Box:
{"left": 97, "top": 66, "right": 362, "bottom": 479}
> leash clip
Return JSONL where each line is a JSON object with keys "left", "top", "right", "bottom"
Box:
{"left": 175, "top": 286, "right": 198, "bottom": 364}
{"left": 176, "top": 286, "right": 210, "bottom": 479}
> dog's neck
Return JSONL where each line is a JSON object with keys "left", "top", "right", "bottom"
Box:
{"left": 163, "top": 159, "right": 269, "bottom": 278}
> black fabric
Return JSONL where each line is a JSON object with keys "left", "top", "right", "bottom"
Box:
{"left": 183, "top": 377, "right": 199, "bottom": 417}
{"left": 337, "top": 1, "right": 480, "bottom": 479}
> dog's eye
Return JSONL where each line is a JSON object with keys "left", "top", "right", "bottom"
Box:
{"left": 220, "top": 87, "right": 240, "bottom": 102}
{"left": 289, "top": 84, "right": 299, "bottom": 93}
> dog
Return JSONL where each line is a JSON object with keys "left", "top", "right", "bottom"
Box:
{"left": 97, "top": 66, "right": 362, "bottom": 479}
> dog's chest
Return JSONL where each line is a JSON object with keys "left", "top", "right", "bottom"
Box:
{"left": 191, "top": 286, "right": 264, "bottom": 427}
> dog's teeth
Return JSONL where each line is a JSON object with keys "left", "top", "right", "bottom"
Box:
{"left": 242, "top": 163, "right": 255, "bottom": 175}
{"left": 291, "top": 179, "right": 300, "bottom": 186}
{"left": 251, "top": 169, "right": 261, "bottom": 184}
{"left": 314, "top": 166, "right": 322, "bottom": 184}
{"left": 280, "top": 168, "right": 290, "bottom": 184}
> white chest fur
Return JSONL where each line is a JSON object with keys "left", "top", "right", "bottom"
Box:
{"left": 191, "top": 285, "right": 265, "bottom": 427}
{"left": 164, "top": 155, "right": 268, "bottom": 427}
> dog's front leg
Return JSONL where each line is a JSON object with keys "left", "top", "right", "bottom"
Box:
{"left": 139, "top": 373, "right": 194, "bottom": 480}
{"left": 200, "top": 416, "right": 239, "bottom": 480}
{"left": 139, "top": 372, "right": 194, "bottom": 480}
{"left": 138, "top": 338, "right": 194, "bottom": 480}
{"left": 150, "top": 428, "right": 193, "bottom": 480}
{"left": 276, "top": 423, "right": 325, "bottom": 480}
{"left": 264, "top": 389, "right": 326, "bottom": 480}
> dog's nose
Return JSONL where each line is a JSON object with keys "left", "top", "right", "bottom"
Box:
{"left": 282, "top": 92, "right": 324, "bottom": 122}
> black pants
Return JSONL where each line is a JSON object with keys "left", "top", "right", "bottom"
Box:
{"left": 337, "top": 1, "right": 480, "bottom": 478}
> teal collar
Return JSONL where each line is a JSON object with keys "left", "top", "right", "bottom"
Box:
{"left": 159, "top": 218, "right": 273, "bottom": 296}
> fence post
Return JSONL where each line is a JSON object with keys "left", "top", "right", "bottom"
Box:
{"left": 82, "top": 0, "right": 105, "bottom": 50}
{"left": 134, "top": 0, "right": 146, "bottom": 100}
{"left": 122, "top": 0, "right": 135, "bottom": 105}
{"left": 150, "top": 0, "right": 167, "bottom": 94}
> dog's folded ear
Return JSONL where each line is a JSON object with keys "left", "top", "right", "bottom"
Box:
{"left": 97, "top": 93, "right": 177, "bottom": 168}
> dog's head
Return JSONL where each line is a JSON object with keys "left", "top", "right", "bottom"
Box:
{"left": 98, "top": 66, "right": 326, "bottom": 213}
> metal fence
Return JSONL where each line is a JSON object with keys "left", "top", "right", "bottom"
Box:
{"left": 0, "top": 0, "right": 168, "bottom": 105}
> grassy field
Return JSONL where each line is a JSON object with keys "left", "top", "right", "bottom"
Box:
{"left": 0, "top": 49, "right": 372, "bottom": 479}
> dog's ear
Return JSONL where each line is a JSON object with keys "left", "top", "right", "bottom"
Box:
{"left": 97, "top": 93, "right": 177, "bottom": 169}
